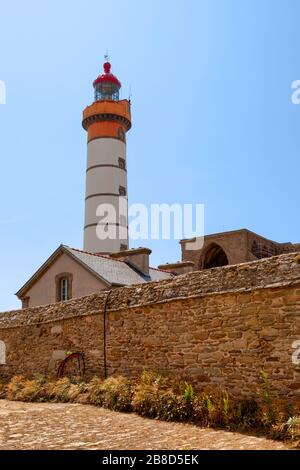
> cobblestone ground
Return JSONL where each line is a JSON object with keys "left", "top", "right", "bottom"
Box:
{"left": 0, "top": 400, "right": 290, "bottom": 450}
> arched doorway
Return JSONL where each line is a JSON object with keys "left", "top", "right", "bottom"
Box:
{"left": 202, "top": 243, "right": 229, "bottom": 269}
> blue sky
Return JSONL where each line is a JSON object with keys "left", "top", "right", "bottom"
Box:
{"left": 0, "top": 0, "right": 299, "bottom": 311}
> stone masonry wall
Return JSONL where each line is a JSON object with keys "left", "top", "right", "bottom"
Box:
{"left": 0, "top": 253, "right": 300, "bottom": 399}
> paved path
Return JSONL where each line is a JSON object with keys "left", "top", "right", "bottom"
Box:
{"left": 0, "top": 400, "right": 289, "bottom": 450}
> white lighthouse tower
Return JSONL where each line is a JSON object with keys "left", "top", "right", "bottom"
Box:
{"left": 82, "top": 59, "right": 132, "bottom": 253}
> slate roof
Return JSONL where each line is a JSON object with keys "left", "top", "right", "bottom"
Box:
{"left": 16, "top": 244, "right": 172, "bottom": 297}
{"left": 65, "top": 246, "right": 172, "bottom": 286}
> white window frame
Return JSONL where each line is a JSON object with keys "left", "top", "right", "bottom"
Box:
{"left": 60, "top": 277, "right": 68, "bottom": 301}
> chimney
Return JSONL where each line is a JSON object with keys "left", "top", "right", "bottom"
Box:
{"left": 110, "top": 247, "right": 152, "bottom": 276}
{"left": 157, "top": 261, "right": 195, "bottom": 276}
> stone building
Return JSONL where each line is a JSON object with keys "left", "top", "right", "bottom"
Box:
{"left": 178, "top": 228, "right": 300, "bottom": 271}
{"left": 16, "top": 245, "right": 171, "bottom": 308}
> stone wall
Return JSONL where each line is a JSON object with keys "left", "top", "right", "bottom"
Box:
{"left": 1, "top": 253, "right": 300, "bottom": 399}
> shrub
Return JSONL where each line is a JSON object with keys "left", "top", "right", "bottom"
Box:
{"left": 86, "top": 377, "right": 104, "bottom": 406}
{"left": 140, "top": 369, "right": 157, "bottom": 385}
{"left": 156, "top": 389, "right": 191, "bottom": 421}
{"left": 140, "top": 369, "right": 168, "bottom": 388}
{"left": 44, "top": 378, "right": 71, "bottom": 402}
{"left": 233, "top": 398, "right": 260, "bottom": 429}
{"left": 67, "top": 382, "right": 88, "bottom": 403}
{"left": 0, "top": 381, "right": 7, "bottom": 399}
{"left": 2, "top": 372, "right": 299, "bottom": 445}
{"left": 192, "top": 390, "right": 234, "bottom": 428}
{"left": 101, "top": 376, "right": 133, "bottom": 412}
{"left": 193, "top": 393, "right": 215, "bottom": 426}
{"left": 132, "top": 382, "right": 158, "bottom": 418}
{"left": 271, "top": 416, "right": 300, "bottom": 441}
{"left": 7, "top": 375, "right": 27, "bottom": 401}
{"left": 17, "top": 379, "right": 43, "bottom": 402}
{"left": 6, "top": 375, "right": 48, "bottom": 402}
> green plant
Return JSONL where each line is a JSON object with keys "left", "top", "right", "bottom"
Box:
{"left": 260, "top": 370, "right": 276, "bottom": 426}
{"left": 184, "top": 383, "right": 195, "bottom": 405}
{"left": 140, "top": 369, "right": 167, "bottom": 388}
{"left": 272, "top": 416, "right": 299, "bottom": 441}
{"left": 285, "top": 416, "right": 299, "bottom": 439}
{"left": 222, "top": 390, "right": 230, "bottom": 424}
{"left": 140, "top": 369, "right": 156, "bottom": 385}
{"left": 156, "top": 389, "right": 190, "bottom": 421}
{"left": 193, "top": 393, "right": 215, "bottom": 426}
{"left": 202, "top": 394, "right": 214, "bottom": 417}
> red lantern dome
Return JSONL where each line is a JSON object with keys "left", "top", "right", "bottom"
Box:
{"left": 93, "top": 61, "right": 121, "bottom": 101}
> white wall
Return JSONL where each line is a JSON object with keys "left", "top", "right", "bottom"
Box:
{"left": 84, "top": 138, "right": 128, "bottom": 253}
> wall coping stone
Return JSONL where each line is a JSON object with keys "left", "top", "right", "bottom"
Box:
{"left": 0, "top": 252, "right": 299, "bottom": 330}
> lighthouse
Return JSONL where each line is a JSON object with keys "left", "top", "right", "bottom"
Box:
{"left": 82, "top": 59, "right": 131, "bottom": 253}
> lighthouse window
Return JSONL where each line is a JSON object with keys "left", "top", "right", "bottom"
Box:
{"left": 118, "top": 158, "right": 126, "bottom": 170}
{"left": 118, "top": 127, "right": 125, "bottom": 141}
{"left": 119, "top": 186, "right": 127, "bottom": 196}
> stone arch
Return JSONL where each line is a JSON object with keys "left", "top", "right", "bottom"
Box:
{"left": 0, "top": 341, "right": 6, "bottom": 365}
{"left": 201, "top": 243, "right": 229, "bottom": 269}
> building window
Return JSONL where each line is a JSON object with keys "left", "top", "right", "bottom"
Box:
{"left": 60, "top": 278, "right": 68, "bottom": 301}
{"left": 118, "top": 127, "right": 125, "bottom": 141}
{"left": 120, "top": 244, "right": 128, "bottom": 251}
{"left": 118, "top": 157, "right": 126, "bottom": 170}
{"left": 55, "top": 273, "right": 73, "bottom": 302}
{"left": 119, "top": 185, "right": 127, "bottom": 196}
{"left": 0, "top": 341, "right": 6, "bottom": 365}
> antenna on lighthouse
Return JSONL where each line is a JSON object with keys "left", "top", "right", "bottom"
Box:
{"left": 128, "top": 83, "right": 132, "bottom": 101}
